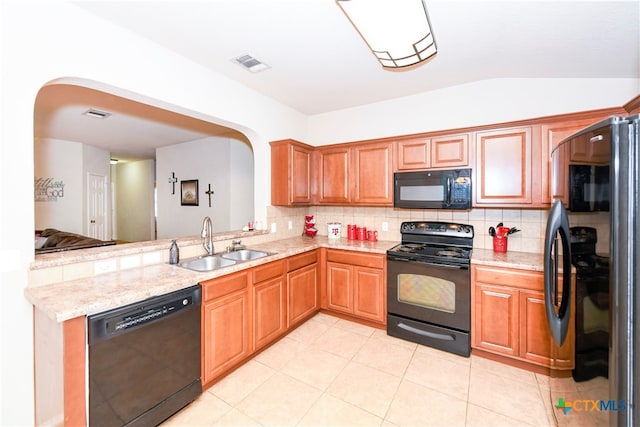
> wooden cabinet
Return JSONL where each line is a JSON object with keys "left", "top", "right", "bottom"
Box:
{"left": 316, "top": 146, "right": 350, "bottom": 204}
{"left": 201, "top": 271, "right": 251, "bottom": 385}
{"left": 316, "top": 142, "right": 393, "bottom": 206}
{"left": 351, "top": 142, "right": 393, "bottom": 205}
{"left": 473, "top": 282, "right": 519, "bottom": 357}
{"left": 270, "top": 139, "right": 313, "bottom": 206}
{"left": 252, "top": 260, "right": 286, "bottom": 350}
{"left": 325, "top": 249, "right": 386, "bottom": 324}
{"left": 396, "top": 133, "right": 469, "bottom": 170}
{"left": 471, "top": 265, "right": 574, "bottom": 373}
{"left": 474, "top": 126, "right": 535, "bottom": 206}
{"left": 287, "top": 251, "right": 319, "bottom": 327}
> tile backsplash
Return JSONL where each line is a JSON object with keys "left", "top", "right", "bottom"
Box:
{"left": 268, "top": 205, "right": 550, "bottom": 254}
{"left": 268, "top": 205, "right": 611, "bottom": 256}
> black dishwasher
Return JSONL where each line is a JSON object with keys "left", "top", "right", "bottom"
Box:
{"left": 88, "top": 285, "right": 202, "bottom": 427}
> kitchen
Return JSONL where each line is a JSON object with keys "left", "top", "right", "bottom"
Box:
{"left": 2, "top": 1, "right": 640, "bottom": 426}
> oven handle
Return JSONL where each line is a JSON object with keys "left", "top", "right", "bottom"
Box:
{"left": 387, "top": 256, "right": 468, "bottom": 270}
{"left": 397, "top": 322, "right": 455, "bottom": 341}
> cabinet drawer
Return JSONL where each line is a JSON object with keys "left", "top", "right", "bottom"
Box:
{"left": 287, "top": 250, "right": 317, "bottom": 272}
{"left": 252, "top": 260, "right": 284, "bottom": 284}
{"left": 473, "top": 266, "right": 543, "bottom": 292}
{"left": 201, "top": 271, "right": 248, "bottom": 302}
{"left": 327, "top": 249, "right": 384, "bottom": 269}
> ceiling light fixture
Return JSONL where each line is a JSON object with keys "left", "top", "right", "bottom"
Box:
{"left": 83, "top": 108, "right": 111, "bottom": 119}
{"left": 336, "top": 0, "right": 437, "bottom": 69}
{"left": 233, "top": 54, "right": 271, "bottom": 73}
{"left": 110, "top": 158, "right": 118, "bottom": 164}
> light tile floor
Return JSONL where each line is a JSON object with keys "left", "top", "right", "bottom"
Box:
{"left": 163, "top": 313, "right": 609, "bottom": 426}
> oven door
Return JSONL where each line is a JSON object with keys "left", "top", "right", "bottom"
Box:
{"left": 387, "top": 256, "right": 470, "bottom": 332}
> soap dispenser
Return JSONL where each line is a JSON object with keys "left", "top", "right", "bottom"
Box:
{"left": 169, "top": 240, "right": 180, "bottom": 264}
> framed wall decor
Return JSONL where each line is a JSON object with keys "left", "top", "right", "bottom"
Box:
{"left": 180, "top": 179, "right": 199, "bottom": 206}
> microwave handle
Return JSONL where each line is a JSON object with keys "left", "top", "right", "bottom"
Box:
{"left": 446, "top": 177, "right": 452, "bottom": 205}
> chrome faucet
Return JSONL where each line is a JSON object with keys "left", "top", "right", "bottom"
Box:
{"left": 201, "top": 216, "right": 214, "bottom": 255}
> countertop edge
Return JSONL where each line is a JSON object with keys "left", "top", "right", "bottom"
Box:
{"left": 25, "top": 236, "right": 397, "bottom": 322}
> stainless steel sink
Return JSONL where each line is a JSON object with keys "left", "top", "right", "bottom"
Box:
{"left": 221, "top": 249, "right": 270, "bottom": 262}
{"left": 178, "top": 256, "right": 236, "bottom": 272}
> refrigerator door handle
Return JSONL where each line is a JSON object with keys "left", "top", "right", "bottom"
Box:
{"left": 543, "top": 200, "right": 572, "bottom": 346}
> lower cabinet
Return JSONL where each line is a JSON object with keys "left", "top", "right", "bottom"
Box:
{"left": 471, "top": 265, "right": 574, "bottom": 372}
{"left": 201, "top": 251, "right": 320, "bottom": 387}
{"left": 287, "top": 251, "right": 319, "bottom": 328}
{"left": 325, "top": 249, "right": 386, "bottom": 324}
{"left": 201, "top": 271, "right": 251, "bottom": 385}
{"left": 252, "top": 260, "right": 287, "bottom": 350}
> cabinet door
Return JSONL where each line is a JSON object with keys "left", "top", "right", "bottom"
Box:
{"left": 353, "top": 266, "right": 385, "bottom": 323}
{"left": 287, "top": 263, "right": 318, "bottom": 327}
{"left": 202, "top": 289, "right": 250, "bottom": 384}
{"left": 475, "top": 126, "right": 532, "bottom": 205}
{"left": 519, "top": 290, "right": 553, "bottom": 366}
{"left": 326, "top": 262, "right": 353, "bottom": 314}
{"left": 253, "top": 276, "right": 286, "bottom": 350}
{"left": 317, "top": 147, "right": 350, "bottom": 204}
{"left": 472, "top": 283, "right": 519, "bottom": 356}
{"left": 352, "top": 142, "right": 393, "bottom": 205}
{"left": 396, "top": 138, "right": 429, "bottom": 170}
{"left": 430, "top": 133, "right": 469, "bottom": 168}
{"left": 270, "top": 139, "right": 313, "bottom": 206}
{"left": 291, "top": 145, "right": 312, "bottom": 204}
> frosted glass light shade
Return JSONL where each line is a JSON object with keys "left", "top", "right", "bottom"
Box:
{"left": 337, "top": 0, "right": 437, "bottom": 69}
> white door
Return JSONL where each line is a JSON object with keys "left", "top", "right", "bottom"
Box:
{"left": 87, "top": 173, "right": 108, "bottom": 240}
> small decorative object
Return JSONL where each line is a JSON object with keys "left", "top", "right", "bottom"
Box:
{"left": 347, "top": 224, "right": 357, "bottom": 240}
{"left": 328, "top": 222, "right": 342, "bottom": 239}
{"left": 304, "top": 214, "right": 317, "bottom": 237}
{"left": 168, "top": 172, "right": 178, "bottom": 195}
{"left": 169, "top": 240, "right": 180, "bottom": 264}
{"left": 181, "top": 180, "right": 199, "bottom": 206}
{"left": 205, "top": 184, "right": 215, "bottom": 207}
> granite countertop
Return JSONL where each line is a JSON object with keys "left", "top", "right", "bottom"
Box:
{"left": 470, "top": 248, "right": 545, "bottom": 271}
{"left": 25, "top": 236, "right": 397, "bottom": 323}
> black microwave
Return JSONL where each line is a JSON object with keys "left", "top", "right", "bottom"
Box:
{"left": 394, "top": 169, "right": 472, "bottom": 210}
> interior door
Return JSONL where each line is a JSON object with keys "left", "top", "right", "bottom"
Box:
{"left": 87, "top": 173, "right": 108, "bottom": 240}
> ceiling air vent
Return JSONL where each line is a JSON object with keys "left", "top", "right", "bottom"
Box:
{"left": 83, "top": 108, "right": 111, "bottom": 119}
{"left": 233, "top": 54, "right": 271, "bottom": 73}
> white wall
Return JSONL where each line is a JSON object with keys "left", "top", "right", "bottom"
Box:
{"left": 156, "top": 135, "right": 254, "bottom": 238}
{"left": 1, "top": 1, "right": 638, "bottom": 425}
{"left": 33, "top": 138, "right": 84, "bottom": 233}
{"left": 113, "top": 160, "right": 155, "bottom": 242}
{"left": 230, "top": 140, "right": 255, "bottom": 230}
{"left": 307, "top": 78, "right": 639, "bottom": 145}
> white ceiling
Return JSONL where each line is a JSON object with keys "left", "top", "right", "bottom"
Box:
{"left": 36, "top": 0, "right": 640, "bottom": 160}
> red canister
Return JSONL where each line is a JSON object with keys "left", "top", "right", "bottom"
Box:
{"left": 347, "top": 224, "right": 356, "bottom": 240}
{"left": 356, "top": 226, "right": 367, "bottom": 240}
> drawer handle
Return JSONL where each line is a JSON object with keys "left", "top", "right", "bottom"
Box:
{"left": 397, "top": 322, "right": 454, "bottom": 341}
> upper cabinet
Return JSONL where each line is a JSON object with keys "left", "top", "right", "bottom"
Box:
{"left": 351, "top": 142, "right": 393, "bottom": 205}
{"left": 270, "top": 139, "right": 313, "bottom": 206}
{"left": 316, "top": 141, "right": 393, "bottom": 206}
{"left": 270, "top": 107, "right": 625, "bottom": 209}
{"left": 316, "top": 146, "right": 351, "bottom": 204}
{"left": 396, "top": 133, "right": 469, "bottom": 171}
{"left": 473, "top": 126, "right": 549, "bottom": 207}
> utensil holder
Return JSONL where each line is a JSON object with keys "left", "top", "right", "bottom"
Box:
{"left": 493, "top": 236, "right": 508, "bottom": 253}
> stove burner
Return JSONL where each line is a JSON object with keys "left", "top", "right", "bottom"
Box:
{"left": 436, "top": 248, "right": 464, "bottom": 258}
{"left": 397, "top": 243, "right": 424, "bottom": 252}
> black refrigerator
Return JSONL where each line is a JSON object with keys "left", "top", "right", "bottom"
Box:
{"left": 544, "top": 115, "right": 638, "bottom": 426}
